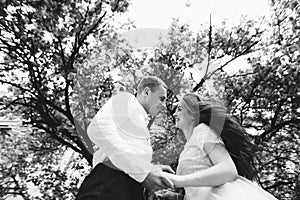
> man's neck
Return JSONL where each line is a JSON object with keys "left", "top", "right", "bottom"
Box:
{"left": 136, "top": 94, "right": 149, "bottom": 114}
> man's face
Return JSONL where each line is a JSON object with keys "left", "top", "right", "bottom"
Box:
{"left": 146, "top": 86, "right": 167, "bottom": 117}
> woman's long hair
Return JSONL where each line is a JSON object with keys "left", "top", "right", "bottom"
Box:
{"left": 182, "top": 93, "right": 259, "bottom": 181}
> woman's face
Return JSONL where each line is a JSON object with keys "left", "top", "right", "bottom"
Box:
{"left": 174, "top": 101, "right": 194, "bottom": 130}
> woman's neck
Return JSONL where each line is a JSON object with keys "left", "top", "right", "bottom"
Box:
{"left": 182, "top": 124, "right": 195, "bottom": 141}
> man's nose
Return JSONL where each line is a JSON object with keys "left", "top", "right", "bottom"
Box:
{"left": 174, "top": 110, "right": 178, "bottom": 116}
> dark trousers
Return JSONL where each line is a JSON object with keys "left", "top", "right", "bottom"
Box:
{"left": 75, "top": 163, "right": 145, "bottom": 200}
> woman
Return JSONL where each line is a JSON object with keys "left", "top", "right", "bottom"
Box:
{"left": 157, "top": 93, "right": 278, "bottom": 200}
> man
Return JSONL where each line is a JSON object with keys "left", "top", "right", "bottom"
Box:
{"left": 76, "top": 76, "right": 174, "bottom": 200}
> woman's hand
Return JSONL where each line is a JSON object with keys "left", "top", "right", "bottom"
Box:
{"left": 163, "top": 172, "right": 184, "bottom": 188}
{"left": 155, "top": 189, "right": 182, "bottom": 200}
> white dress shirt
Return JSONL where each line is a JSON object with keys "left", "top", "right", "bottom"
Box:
{"left": 87, "top": 92, "right": 155, "bottom": 182}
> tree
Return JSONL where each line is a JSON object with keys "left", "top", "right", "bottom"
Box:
{"left": 222, "top": 63, "right": 299, "bottom": 199}
{"left": 191, "top": 16, "right": 264, "bottom": 92}
{"left": 0, "top": 0, "right": 129, "bottom": 166}
{"left": 0, "top": 1, "right": 130, "bottom": 199}
{"left": 0, "top": 119, "right": 90, "bottom": 200}
{"left": 219, "top": 0, "right": 300, "bottom": 198}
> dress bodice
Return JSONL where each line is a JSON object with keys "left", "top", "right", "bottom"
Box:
{"left": 177, "top": 123, "right": 224, "bottom": 176}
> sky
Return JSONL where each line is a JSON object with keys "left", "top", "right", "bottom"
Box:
{"left": 115, "top": 0, "right": 270, "bottom": 51}
{"left": 116, "top": 0, "right": 270, "bottom": 32}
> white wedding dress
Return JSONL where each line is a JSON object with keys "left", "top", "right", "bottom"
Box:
{"left": 176, "top": 123, "right": 278, "bottom": 200}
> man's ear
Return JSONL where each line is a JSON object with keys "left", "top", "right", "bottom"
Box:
{"left": 144, "top": 87, "right": 150, "bottom": 96}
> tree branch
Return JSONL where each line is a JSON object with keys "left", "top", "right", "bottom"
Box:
{"left": 262, "top": 119, "right": 300, "bottom": 140}
{"left": 0, "top": 80, "right": 32, "bottom": 94}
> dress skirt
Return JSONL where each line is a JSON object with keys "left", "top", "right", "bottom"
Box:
{"left": 184, "top": 176, "right": 277, "bottom": 200}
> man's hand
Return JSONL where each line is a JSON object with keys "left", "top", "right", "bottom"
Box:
{"left": 142, "top": 169, "right": 175, "bottom": 192}
{"left": 155, "top": 189, "right": 183, "bottom": 200}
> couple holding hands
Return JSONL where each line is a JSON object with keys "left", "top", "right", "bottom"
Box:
{"left": 75, "top": 76, "right": 277, "bottom": 200}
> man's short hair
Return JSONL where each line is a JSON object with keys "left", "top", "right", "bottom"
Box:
{"left": 137, "top": 76, "right": 168, "bottom": 94}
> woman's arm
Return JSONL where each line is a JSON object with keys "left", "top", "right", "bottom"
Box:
{"left": 166, "top": 143, "right": 238, "bottom": 187}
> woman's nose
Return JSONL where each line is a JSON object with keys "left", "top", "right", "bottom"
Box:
{"left": 158, "top": 104, "right": 166, "bottom": 111}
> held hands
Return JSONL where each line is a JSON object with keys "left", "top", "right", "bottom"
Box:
{"left": 142, "top": 166, "right": 184, "bottom": 200}
{"left": 142, "top": 168, "right": 175, "bottom": 192}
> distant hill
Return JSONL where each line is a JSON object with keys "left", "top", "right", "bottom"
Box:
{"left": 120, "top": 28, "right": 168, "bottom": 49}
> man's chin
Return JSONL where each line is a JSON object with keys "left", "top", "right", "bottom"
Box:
{"left": 151, "top": 109, "right": 162, "bottom": 117}
{"left": 154, "top": 113, "right": 160, "bottom": 117}
{"left": 149, "top": 112, "right": 158, "bottom": 117}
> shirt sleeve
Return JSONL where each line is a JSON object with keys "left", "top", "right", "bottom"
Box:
{"left": 87, "top": 93, "right": 155, "bottom": 182}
